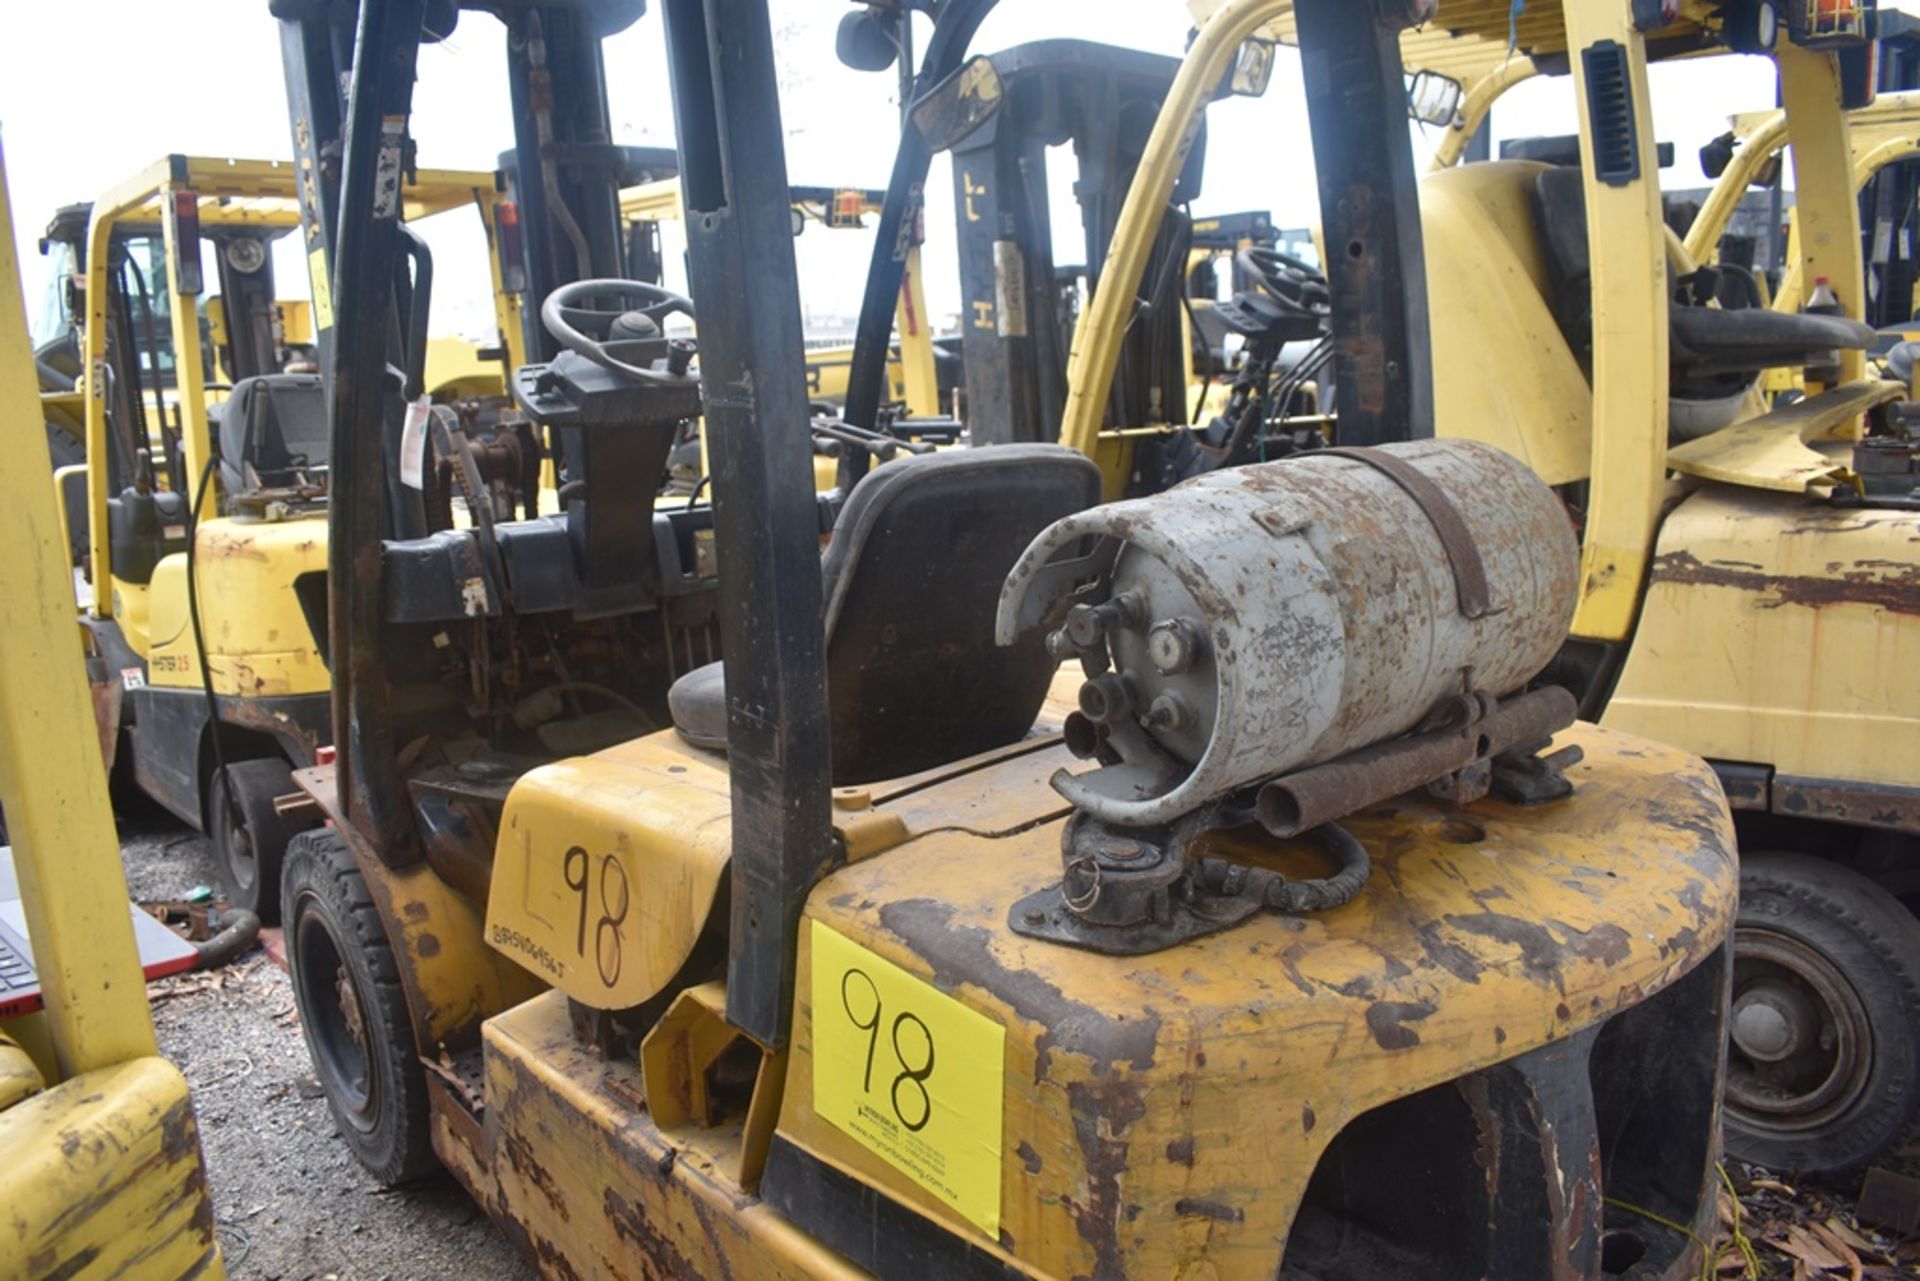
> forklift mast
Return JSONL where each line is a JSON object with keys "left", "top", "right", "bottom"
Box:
{"left": 659, "top": 0, "right": 833, "bottom": 1046}
{"left": 1058, "top": 0, "right": 1434, "bottom": 459}
{"left": 921, "top": 40, "right": 1205, "bottom": 446}
{"left": 839, "top": 0, "right": 997, "bottom": 482}
{"left": 277, "top": 0, "right": 645, "bottom": 849}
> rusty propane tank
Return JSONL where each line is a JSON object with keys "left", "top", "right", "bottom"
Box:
{"left": 996, "top": 439, "right": 1578, "bottom": 827}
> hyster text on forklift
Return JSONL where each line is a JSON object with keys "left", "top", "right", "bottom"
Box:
{"left": 275, "top": 0, "right": 1736, "bottom": 1277}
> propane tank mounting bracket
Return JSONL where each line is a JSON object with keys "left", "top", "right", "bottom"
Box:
{"left": 1009, "top": 684, "right": 1583, "bottom": 955}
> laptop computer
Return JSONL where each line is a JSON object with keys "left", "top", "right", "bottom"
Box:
{"left": 0, "top": 848, "right": 201, "bottom": 1021}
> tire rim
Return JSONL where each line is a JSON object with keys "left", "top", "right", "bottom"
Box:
{"left": 1726, "top": 925, "right": 1874, "bottom": 1137}
{"left": 293, "top": 894, "right": 378, "bottom": 1132}
{"left": 215, "top": 777, "right": 258, "bottom": 896}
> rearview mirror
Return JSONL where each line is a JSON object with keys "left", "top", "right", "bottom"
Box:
{"left": 1229, "top": 38, "right": 1275, "bottom": 98}
{"left": 1406, "top": 69, "right": 1465, "bottom": 128}
{"left": 912, "top": 56, "right": 1003, "bottom": 153}
{"left": 836, "top": 8, "right": 898, "bottom": 72}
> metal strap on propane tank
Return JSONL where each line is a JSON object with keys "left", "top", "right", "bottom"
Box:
{"left": 1317, "top": 445, "right": 1497, "bottom": 620}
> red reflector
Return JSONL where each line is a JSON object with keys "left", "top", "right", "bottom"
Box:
{"left": 496, "top": 201, "right": 526, "bottom": 294}
{"left": 170, "top": 189, "right": 204, "bottom": 295}
{"left": 830, "top": 188, "right": 865, "bottom": 229}
{"left": 315, "top": 744, "right": 337, "bottom": 765}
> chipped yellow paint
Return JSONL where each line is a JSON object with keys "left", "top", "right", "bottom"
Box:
{"left": 776, "top": 724, "right": 1733, "bottom": 1279}
{"left": 0, "top": 1030, "right": 44, "bottom": 1113}
{"left": 1607, "top": 485, "right": 1920, "bottom": 790}
{"left": 1667, "top": 380, "right": 1905, "bottom": 493}
{"left": 459, "top": 714, "right": 1730, "bottom": 1280}
{"left": 480, "top": 992, "right": 862, "bottom": 1281}
{"left": 0, "top": 1060, "right": 223, "bottom": 1281}
{"left": 146, "top": 515, "right": 330, "bottom": 695}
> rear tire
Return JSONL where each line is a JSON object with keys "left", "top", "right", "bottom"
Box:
{"left": 209, "top": 758, "right": 302, "bottom": 922}
{"left": 1725, "top": 851, "right": 1920, "bottom": 1176}
{"left": 282, "top": 827, "right": 436, "bottom": 1185}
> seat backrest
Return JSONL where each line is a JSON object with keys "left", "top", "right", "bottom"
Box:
{"left": 1421, "top": 160, "right": 1594, "bottom": 486}
{"left": 1530, "top": 165, "right": 1595, "bottom": 356}
{"left": 821, "top": 443, "right": 1101, "bottom": 785}
{"left": 219, "top": 373, "right": 329, "bottom": 495}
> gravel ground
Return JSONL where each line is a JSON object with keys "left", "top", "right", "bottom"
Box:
{"left": 120, "top": 808, "right": 535, "bottom": 1281}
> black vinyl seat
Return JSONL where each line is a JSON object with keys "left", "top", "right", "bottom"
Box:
{"left": 1530, "top": 166, "right": 1875, "bottom": 381}
{"left": 668, "top": 443, "right": 1102, "bottom": 785}
{"left": 217, "top": 373, "right": 330, "bottom": 496}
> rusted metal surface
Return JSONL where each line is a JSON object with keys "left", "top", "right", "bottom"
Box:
{"left": 1649, "top": 546, "right": 1920, "bottom": 616}
{"left": 1256, "top": 685, "right": 1577, "bottom": 837}
{"left": 1772, "top": 773, "right": 1920, "bottom": 835}
{"left": 0, "top": 1059, "right": 223, "bottom": 1281}
{"left": 997, "top": 438, "right": 1578, "bottom": 826}
{"left": 775, "top": 722, "right": 1736, "bottom": 1280}
{"left": 88, "top": 675, "right": 122, "bottom": 772}
{"left": 1319, "top": 445, "right": 1494, "bottom": 618}
{"left": 216, "top": 691, "right": 330, "bottom": 765}
{"left": 291, "top": 764, "right": 543, "bottom": 1056}
{"left": 1712, "top": 762, "right": 1770, "bottom": 812}
{"left": 1606, "top": 483, "right": 1920, "bottom": 803}
{"left": 478, "top": 993, "right": 852, "bottom": 1281}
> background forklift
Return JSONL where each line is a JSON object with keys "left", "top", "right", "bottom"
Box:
{"left": 63, "top": 155, "right": 526, "bottom": 919}
{"left": 619, "top": 175, "right": 945, "bottom": 415}
{"left": 1074, "top": 0, "right": 1920, "bottom": 1178}
{"left": 276, "top": 1, "right": 1736, "bottom": 1277}
{"left": 832, "top": 9, "right": 1242, "bottom": 497}
{"left": 617, "top": 173, "right": 961, "bottom": 492}
{"left": 33, "top": 168, "right": 317, "bottom": 567}
{"left": 0, "top": 142, "right": 224, "bottom": 1281}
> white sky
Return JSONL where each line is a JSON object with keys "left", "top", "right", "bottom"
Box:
{"left": 1, "top": 1, "right": 1908, "bottom": 343}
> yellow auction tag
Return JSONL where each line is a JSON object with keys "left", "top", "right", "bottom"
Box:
{"left": 810, "top": 919, "right": 1004, "bottom": 1239}
{"left": 308, "top": 247, "right": 334, "bottom": 331}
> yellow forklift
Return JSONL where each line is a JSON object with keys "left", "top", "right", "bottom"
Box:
{"left": 64, "top": 155, "right": 526, "bottom": 919}
{"left": 276, "top": 1, "right": 1735, "bottom": 1277}
{"left": 1074, "top": 0, "right": 1920, "bottom": 1177}
{"left": 618, "top": 174, "right": 961, "bottom": 493}
{"left": 0, "top": 142, "right": 224, "bottom": 1281}
{"left": 620, "top": 176, "right": 944, "bottom": 415}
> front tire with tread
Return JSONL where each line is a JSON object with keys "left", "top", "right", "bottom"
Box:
{"left": 1726, "top": 851, "right": 1920, "bottom": 1176}
{"left": 281, "top": 828, "right": 436, "bottom": 1184}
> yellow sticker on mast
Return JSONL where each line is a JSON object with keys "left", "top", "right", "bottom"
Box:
{"left": 308, "top": 248, "right": 334, "bottom": 332}
{"left": 809, "top": 918, "right": 1004, "bottom": 1238}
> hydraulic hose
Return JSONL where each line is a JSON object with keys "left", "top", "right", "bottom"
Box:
{"left": 195, "top": 909, "right": 262, "bottom": 970}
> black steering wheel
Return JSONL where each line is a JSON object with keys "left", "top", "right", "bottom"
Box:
{"left": 540, "top": 278, "right": 696, "bottom": 384}
{"left": 1236, "top": 247, "right": 1331, "bottom": 319}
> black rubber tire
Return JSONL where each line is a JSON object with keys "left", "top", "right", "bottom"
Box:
{"left": 1725, "top": 851, "right": 1920, "bottom": 1176}
{"left": 281, "top": 827, "right": 436, "bottom": 1184}
{"left": 208, "top": 758, "right": 302, "bottom": 923}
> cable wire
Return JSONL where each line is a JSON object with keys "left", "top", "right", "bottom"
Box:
{"left": 185, "top": 456, "right": 245, "bottom": 838}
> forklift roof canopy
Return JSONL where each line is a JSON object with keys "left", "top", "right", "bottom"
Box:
{"left": 1211, "top": 0, "right": 1724, "bottom": 81}
{"left": 88, "top": 155, "right": 503, "bottom": 234}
